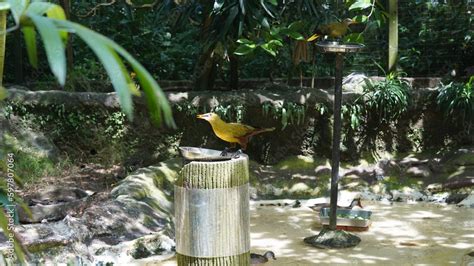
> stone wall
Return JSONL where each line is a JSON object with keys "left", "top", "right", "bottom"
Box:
{"left": 3, "top": 78, "right": 472, "bottom": 166}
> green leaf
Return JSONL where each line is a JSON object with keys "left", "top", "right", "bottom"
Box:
{"left": 234, "top": 44, "right": 255, "bottom": 55}
{"left": 239, "top": 0, "right": 245, "bottom": 15}
{"left": 344, "top": 33, "right": 365, "bottom": 44}
{"left": 268, "top": 39, "right": 283, "bottom": 47}
{"left": 213, "top": 0, "right": 225, "bottom": 12}
{"left": 65, "top": 24, "right": 134, "bottom": 120}
{"left": 349, "top": 0, "right": 372, "bottom": 10}
{"left": 260, "top": 43, "right": 277, "bottom": 56}
{"left": 0, "top": 3, "right": 10, "bottom": 11}
{"left": 6, "top": 0, "right": 28, "bottom": 24}
{"left": 267, "top": 0, "right": 278, "bottom": 5}
{"left": 353, "top": 15, "right": 368, "bottom": 23}
{"left": 261, "top": 17, "right": 270, "bottom": 29}
{"left": 22, "top": 26, "right": 38, "bottom": 68}
{"left": 237, "top": 38, "right": 254, "bottom": 45}
{"left": 288, "top": 21, "right": 304, "bottom": 32}
{"left": 29, "top": 15, "right": 66, "bottom": 86}
{"left": 260, "top": 0, "right": 274, "bottom": 18}
{"left": 287, "top": 31, "right": 305, "bottom": 41}
{"left": 26, "top": 2, "right": 67, "bottom": 40}
{"left": 0, "top": 86, "right": 7, "bottom": 100}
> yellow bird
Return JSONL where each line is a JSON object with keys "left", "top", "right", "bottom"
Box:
{"left": 197, "top": 113, "right": 275, "bottom": 150}
{"left": 307, "top": 18, "right": 355, "bottom": 41}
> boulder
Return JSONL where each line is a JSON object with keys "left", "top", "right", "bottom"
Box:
{"left": 406, "top": 165, "right": 431, "bottom": 178}
{"left": 304, "top": 228, "right": 361, "bottom": 249}
{"left": 19, "top": 187, "right": 92, "bottom": 223}
{"left": 0, "top": 114, "right": 59, "bottom": 160}
{"left": 457, "top": 193, "right": 474, "bottom": 208}
{"left": 0, "top": 160, "right": 181, "bottom": 264}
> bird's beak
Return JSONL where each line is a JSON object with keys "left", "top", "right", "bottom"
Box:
{"left": 196, "top": 114, "right": 204, "bottom": 119}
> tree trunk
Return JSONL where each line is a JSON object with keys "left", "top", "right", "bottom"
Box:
{"left": 59, "top": 0, "right": 74, "bottom": 69}
{"left": 0, "top": 6, "right": 8, "bottom": 86}
{"left": 194, "top": 47, "right": 217, "bottom": 90}
{"left": 13, "top": 29, "right": 24, "bottom": 84}
{"left": 229, "top": 55, "right": 239, "bottom": 90}
{"left": 388, "top": 0, "right": 398, "bottom": 73}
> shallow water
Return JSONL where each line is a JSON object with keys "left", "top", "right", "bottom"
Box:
{"left": 159, "top": 201, "right": 474, "bottom": 265}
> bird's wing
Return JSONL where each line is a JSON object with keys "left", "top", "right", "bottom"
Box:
{"left": 226, "top": 123, "right": 256, "bottom": 137}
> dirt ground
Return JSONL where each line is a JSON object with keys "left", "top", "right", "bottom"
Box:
{"left": 159, "top": 200, "right": 474, "bottom": 265}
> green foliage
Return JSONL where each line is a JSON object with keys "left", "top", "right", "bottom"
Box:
{"left": 6, "top": 0, "right": 174, "bottom": 127}
{"left": 1, "top": 141, "right": 66, "bottom": 184}
{"left": 262, "top": 101, "right": 306, "bottom": 129}
{"left": 437, "top": 77, "right": 474, "bottom": 130}
{"left": 234, "top": 22, "right": 305, "bottom": 57}
{"left": 398, "top": 1, "right": 473, "bottom": 76}
{"left": 363, "top": 73, "right": 410, "bottom": 124}
{"left": 343, "top": 73, "right": 411, "bottom": 131}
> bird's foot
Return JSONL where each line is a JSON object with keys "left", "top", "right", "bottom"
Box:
{"left": 232, "top": 149, "right": 244, "bottom": 159}
{"left": 220, "top": 147, "right": 242, "bottom": 157}
{"left": 220, "top": 147, "right": 232, "bottom": 157}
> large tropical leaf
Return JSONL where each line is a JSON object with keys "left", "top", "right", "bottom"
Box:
{"left": 21, "top": 26, "right": 37, "bottom": 68}
{"left": 28, "top": 14, "right": 66, "bottom": 86}
{"left": 6, "top": 0, "right": 28, "bottom": 24}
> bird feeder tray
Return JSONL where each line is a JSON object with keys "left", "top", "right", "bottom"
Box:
{"left": 319, "top": 208, "right": 372, "bottom": 228}
{"left": 316, "top": 41, "right": 365, "bottom": 53}
{"left": 179, "top": 146, "right": 234, "bottom": 162}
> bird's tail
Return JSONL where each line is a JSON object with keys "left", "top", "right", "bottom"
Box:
{"left": 307, "top": 33, "right": 320, "bottom": 42}
{"left": 248, "top": 127, "right": 275, "bottom": 138}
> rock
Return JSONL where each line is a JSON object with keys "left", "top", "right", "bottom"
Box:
{"left": 0, "top": 160, "right": 180, "bottom": 264}
{"left": 442, "top": 177, "right": 474, "bottom": 190}
{"left": 19, "top": 187, "right": 91, "bottom": 223}
{"left": 342, "top": 73, "right": 368, "bottom": 94}
{"left": 428, "top": 192, "right": 450, "bottom": 203}
{"left": 0, "top": 221, "right": 77, "bottom": 253}
{"left": 314, "top": 165, "right": 331, "bottom": 176}
{"left": 457, "top": 193, "right": 474, "bottom": 208}
{"left": 343, "top": 165, "right": 376, "bottom": 182}
{"left": 358, "top": 190, "right": 382, "bottom": 201}
{"left": 425, "top": 183, "right": 443, "bottom": 194}
{"left": 0, "top": 114, "right": 59, "bottom": 160}
{"left": 446, "top": 193, "right": 469, "bottom": 204}
{"left": 447, "top": 148, "right": 474, "bottom": 166}
{"left": 461, "top": 250, "right": 474, "bottom": 266}
{"left": 377, "top": 159, "right": 398, "bottom": 173}
{"left": 391, "top": 188, "right": 427, "bottom": 202}
{"left": 289, "top": 183, "right": 311, "bottom": 194}
{"left": 399, "top": 157, "right": 429, "bottom": 168}
{"left": 304, "top": 228, "right": 361, "bottom": 249}
{"left": 406, "top": 165, "right": 431, "bottom": 178}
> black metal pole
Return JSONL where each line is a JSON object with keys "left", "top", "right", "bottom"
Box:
{"left": 329, "top": 52, "right": 344, "bottom": 230}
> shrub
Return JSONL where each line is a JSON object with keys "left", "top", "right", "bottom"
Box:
{"left": 437, "top": 76, "right": 474, "bottom": 130}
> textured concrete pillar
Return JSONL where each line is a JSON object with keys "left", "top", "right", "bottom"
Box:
{"left": 175, "top": 155, "right": 250, "bottom": 265}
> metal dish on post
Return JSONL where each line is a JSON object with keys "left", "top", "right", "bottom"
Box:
{"left": 316, "top": 41, "right": 365, "bottom": 53}
{"left": 179, "top": 146, "right": 234, "bottom": 162}
{"left": 319, "top": 208, "right": 372, "bottom": 228}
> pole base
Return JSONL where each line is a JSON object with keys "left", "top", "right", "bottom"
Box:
{"left": 177, "top": 252, "right": 250, "bottom": 266}
{"left": 304, "top": 228, "right": 361, "bottom": 249}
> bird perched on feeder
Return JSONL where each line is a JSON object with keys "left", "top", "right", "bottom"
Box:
{"left": 197, "top": 113, "right": 275, "bottom": 150}
{"left": 250, "top": 251, "right": 276, "bottom": 265}
{"left": 307, "top": 18, "right": 356, "bottom": 41}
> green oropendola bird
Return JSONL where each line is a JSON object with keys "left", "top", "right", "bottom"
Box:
{"left": 307, "top": 18, "right": 355, "bottom": 41}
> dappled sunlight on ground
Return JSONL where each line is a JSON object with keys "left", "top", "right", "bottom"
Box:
{"left": 159, "top": 201, "right": 473, "bottom": 265}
